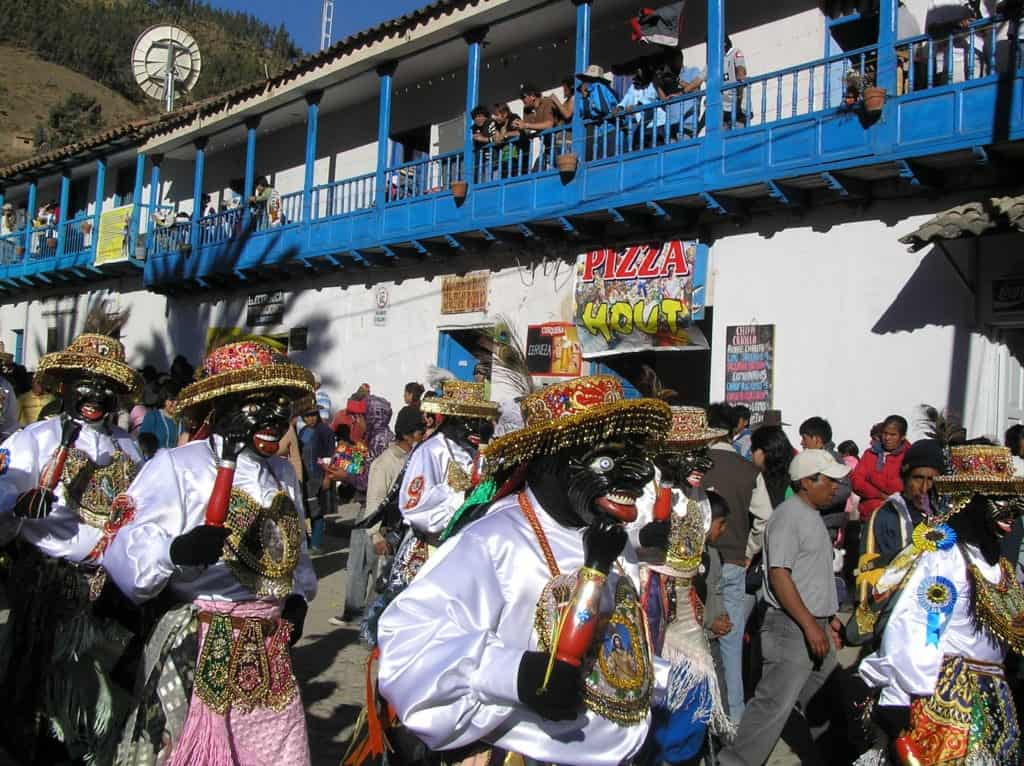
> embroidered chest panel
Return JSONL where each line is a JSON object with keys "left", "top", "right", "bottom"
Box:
{"left": 536, "top": 574, "right": 653, "bottom": 725}
{"left": 223, "top": 489, "right": 302, "bottom": 599}
{"left": 60, "top": 447, "right": 139, "bottom": 529}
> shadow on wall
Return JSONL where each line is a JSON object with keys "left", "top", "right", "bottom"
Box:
{"left": 870, "top": 244, "right": 1024, "bottom": 428}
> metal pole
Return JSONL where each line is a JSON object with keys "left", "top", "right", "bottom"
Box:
{"left": 463, "top": 28, "right": 488, "bottom": 186}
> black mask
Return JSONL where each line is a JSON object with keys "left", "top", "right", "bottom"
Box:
{"left": 654, "top": 447, "right": 713, "bottom": 487}
{"left": 439, "top": 416, "right": 494, "bottom": 453}
{"left": 213, "top": 391, "right": 293, "bottom": 457}
{"left": 63, "top": 375, "right": 120, "bottom": 424}
{"left": 528, "top": 440, "right": 655, "bottom": 528}
{"left": 948, "top": 493, "right": 1024, "bottom": 565}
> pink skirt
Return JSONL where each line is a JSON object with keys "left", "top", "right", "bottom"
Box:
{"left": 167, "top": 599, "right": 311, "bottom": 766}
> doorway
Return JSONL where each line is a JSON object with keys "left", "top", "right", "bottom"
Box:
{"left": 437, "top": 327, "right": 494, "bottom": 384}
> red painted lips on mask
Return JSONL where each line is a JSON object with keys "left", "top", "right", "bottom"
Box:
{"left": 595, "top": 493, "right": 639, "bottom": 523}
{"left": 252, "top": 428, "right": 283, "bottom": 457}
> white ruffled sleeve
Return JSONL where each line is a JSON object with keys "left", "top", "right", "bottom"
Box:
{"left": 398, "top": 440, "right": 465, "bottom": 536}
{"left": 102, "top": 448, "right": 183, "bottom": 604}
{"left": 0, "top": 426, "right": 42, "bottom": 515}
{"left": 377, "top": 529, "right": 524, "bottom": 751}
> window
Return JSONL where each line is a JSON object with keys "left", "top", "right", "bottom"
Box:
{"left": 46, "top": 327, "right": 59, "bottom": 353}
{"left": 69, "top": 178, "right": 90, "bottom": 219}
{"left": 114, "top": 166, "right": 136, "bottom": 206}
{"left": 12, "top": 330, "right": 23, "bottom": 365}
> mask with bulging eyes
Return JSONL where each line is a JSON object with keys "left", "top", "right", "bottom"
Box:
{"left": 565, "top": 440, "right": 656, "bottom": 525}
{"left": 654, "top": 447, "right": 713, "bottom": 488}
{"left": 987, "top": 495, "right": 1024, "bottom": 540}
{"left": 213, "top": 391, "right": 294, "bottom": 457}
{"left": 64, "top": 375, "right": 121, "bottom": 424}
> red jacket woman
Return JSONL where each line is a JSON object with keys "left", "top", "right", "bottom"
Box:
{"left": 851, "top": 416, "right": 910, "bottom": 521}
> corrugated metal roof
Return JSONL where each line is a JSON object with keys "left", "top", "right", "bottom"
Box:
{"left": 899, "top": 195, "right": 1024, "bottom": 251}
{"left": 0, "top": 0, "right": 478, "bottom": 183}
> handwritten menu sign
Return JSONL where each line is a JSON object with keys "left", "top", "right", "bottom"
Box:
{"left": 725, "top": 325, "right": 774, "bottom": 425}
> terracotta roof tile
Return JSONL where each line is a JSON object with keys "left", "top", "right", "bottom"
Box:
{"left": 899, "top": 195, "right": 1024, "bottom": 251}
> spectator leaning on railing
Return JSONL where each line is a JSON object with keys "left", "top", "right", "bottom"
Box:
{"left": 721, "top": 35, "right": 749, "bottom": 128}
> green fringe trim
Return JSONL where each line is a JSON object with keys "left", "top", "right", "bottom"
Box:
{"left": 439, "top": 478, "right": 497, "bottom": 543}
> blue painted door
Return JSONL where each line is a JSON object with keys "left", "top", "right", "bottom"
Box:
{"left": 437, "top": 332, "right": 478, "bottom": 383}
{"left": 12, "top": 330, "right": 22, "bottom": 365}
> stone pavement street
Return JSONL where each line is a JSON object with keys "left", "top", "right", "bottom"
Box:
{"left": 294, "top": 506, "right": 860, "bottom": 766}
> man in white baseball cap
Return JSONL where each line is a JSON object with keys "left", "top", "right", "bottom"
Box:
{"left": 719, "top": 449, "right": 850, "bottom": 766}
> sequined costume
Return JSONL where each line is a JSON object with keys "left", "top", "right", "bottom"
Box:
{"left": 856, "top": 445, "right": 1024, "bottom": 765}
{"left": 0, "top": 333, "right": 143, "bottom": 764}
{"left": 105, "top": 342, "right": 318, "bottom": 766}
{"left": 376, "top": 376, "right": 672, "bottom": 765}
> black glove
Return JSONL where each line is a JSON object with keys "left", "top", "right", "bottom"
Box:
{"left": 220, "top": 432, "right": 248, "bottom": 462}
{"left": 281, "top": 594, "right": 308, "bottom": 646}
{"left": 59, "top": 417, "right": 82, "bottom": 448}
{"left": 583, "top": 518, "right": 627, "bottom": 573}
{"left": 517, "top": 650, "right": 583, "bottom": 721}
{"left": 12, "top": 488, "right": 56, "bottom": 519}
{"left": 638, "top": 520, "right": 670, "bottom": 550}
{"left": 169, "top": 525, "right": 231, "bottom": 567}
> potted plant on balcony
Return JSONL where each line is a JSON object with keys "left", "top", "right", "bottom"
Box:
{"left": 556, "top": 152, "right": 578, "bottom": 175}
{"left": 451, "top": 179, "right": 468, "bottom": 202}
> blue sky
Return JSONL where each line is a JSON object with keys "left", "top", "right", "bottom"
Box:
{"left": 209, "top": 0, "right": 426, "bottom": 54}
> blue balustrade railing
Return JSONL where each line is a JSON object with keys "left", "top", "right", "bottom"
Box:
{"left": 723, "top": 41, "right": 880, "bottom": 130}
{"left": 61, "top": 214, "right": 92, "bottom": 258}
{"left": 0, "top": 232, "right": 22, "bottom": 265}
{"left": 151, "top": 218, "right": 191, "bottom": 255}
{"left": 199, "top": 208, "right": 243, "bottom": 247}
{"left": 386, "top": 151, "right": 464, "bottom": 202}
{"left": 896, "top": 15, "right": 1022, "bottom": 93}
{"left": 28, "top": 222, "right": 58, "bottom": 260}
{"left": 311, "top": 172, "right": 376, "bottom": 220}
{"left": 584, "top": 91, "right": 705, "bottom": 162}
{"left": 474, "top": 123, "right": 574, "bottom": 182}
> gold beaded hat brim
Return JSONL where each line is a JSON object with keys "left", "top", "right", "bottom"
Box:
{"left": 933, "top": 445, "right": 1024, "bottom": 514}
{"left": 170, "top": 364, "right": 315, "bottom": 418}
{"left": 483, "top": 398, "right": 672, "bottom": 476}
{"left": 420, "top": 397, "right": 500, "bottom": 419}
{"left": 35, "top": 350, "right": 142, "bottom": 397}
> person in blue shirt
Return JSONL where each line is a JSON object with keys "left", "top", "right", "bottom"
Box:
{"left": 139, "top": 381, "right": 180, "bottom": 450}
{"left": 576, "top": 65, "right": 620, "bottom": 160}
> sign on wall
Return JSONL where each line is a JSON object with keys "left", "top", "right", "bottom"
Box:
{"left": 441, "top": 272, "right": 489, "bottom": 314}
{"left": 526, "top": 323, "right": 583, "bottom": 377}
{"left": 724, "top": 324, "right": 774, "bottom": 425}
{"left": 246, "top": 290, "right": 285, "bottom": 326}
{"left": 572, "top": 241, "right": 708, "bottom": 358}
{"left": 374, "top": 285, "right": 389, "bottom": 327}
{"left": 94, "top": 204, "right": 133, "bottom": 265}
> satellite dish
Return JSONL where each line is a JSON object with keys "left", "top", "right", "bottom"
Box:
{"left": 131, "top": 25, "right": 202, "bottom": 112}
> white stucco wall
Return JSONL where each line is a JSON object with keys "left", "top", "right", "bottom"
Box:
{"left": 1, "top": 196, "right": 1018, "bottom": 448}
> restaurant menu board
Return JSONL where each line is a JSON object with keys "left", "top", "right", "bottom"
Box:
{"left": 724, "top": 324, "right": 774, "bottom": 425}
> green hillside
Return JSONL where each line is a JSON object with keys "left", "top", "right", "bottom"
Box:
{"left": 0, "top": 0, "right": 300, "bottom": 106}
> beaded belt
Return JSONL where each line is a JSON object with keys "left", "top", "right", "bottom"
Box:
{"left": 193, "top": 610, "right": 297, "bottom": 714}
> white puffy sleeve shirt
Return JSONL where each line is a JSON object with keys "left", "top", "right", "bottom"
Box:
{"left": 398, "top": 433, "right": 473, "bottom": 536}
{"left": 858, "top": 544, "right": 1004, "bottom": 707}
{"left": 377, "top": 487, "right": 656, "bottom": 766}
{"left": 0, "top": 418, "right": 142, "bottom": 562}
{"left": 103, "top": 436, "right": 317, "bottom": 606}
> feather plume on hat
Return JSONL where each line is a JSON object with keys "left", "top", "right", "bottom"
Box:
{"left": 426, "top": 365, "right": 457, "bottom": 391}
{"left": 83, "top": 300, "right": 130, "bottom": 338}
{"left": 919, "top": 404, "right": 967, "bottom": 447}
{"left": 634, "top": 364, "right": 678, "bottom": 403}
{"left": 485, "top": 315, "right": 537, "bottom": 397}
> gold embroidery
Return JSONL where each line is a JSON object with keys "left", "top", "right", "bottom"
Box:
{"left": 223, "top": 489, "right": 302, "bottom": 599}
{"left": 446, "top": 460, "right": 473, "bottom": 492}
{"left": 536, "top": 574, "right": 653, "bottom": 725}
{"left": 665, "top": 498, "right": 705, "bottom": 575}
{"left": 59, "top": 447, "right": 139, "bottom": 529}
{"left": 968, "top": 558, "right": 1024, "bottom": 654}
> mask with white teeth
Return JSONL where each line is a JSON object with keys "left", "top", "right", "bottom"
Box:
{"left": 527, "top": 440, "right": 655, "bottom": 528}
{"left": 62, "top": 375, "right": 121, "bottom": 427}
{"left": 213, "top": 391, "right": 293, "bottom": 458}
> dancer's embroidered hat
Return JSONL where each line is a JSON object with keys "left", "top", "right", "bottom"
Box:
{"left": 663, "top": 406, "right": 728, "bottom": 448}
{"left": 483, "top": 375, "right": 671, "bottom": 475}
{"left": 934, "top": 445, "right": 1024, "bottom": 512}
{"left": 170, "top": 340, "right": 314, "bottom": 417}
{"left": 35, "top": 334, "right": 142, "bottom": 397}
{"left": 420, "top": 380, "right": 499, "bottom": 419}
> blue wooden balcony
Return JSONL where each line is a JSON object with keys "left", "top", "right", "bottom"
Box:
{"left": 143, "top": 16, "right": 1024, "bottom": 291}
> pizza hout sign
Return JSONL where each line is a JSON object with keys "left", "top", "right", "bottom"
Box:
{"left": 573, "top": 241, "right": 708, "bottom": 358}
